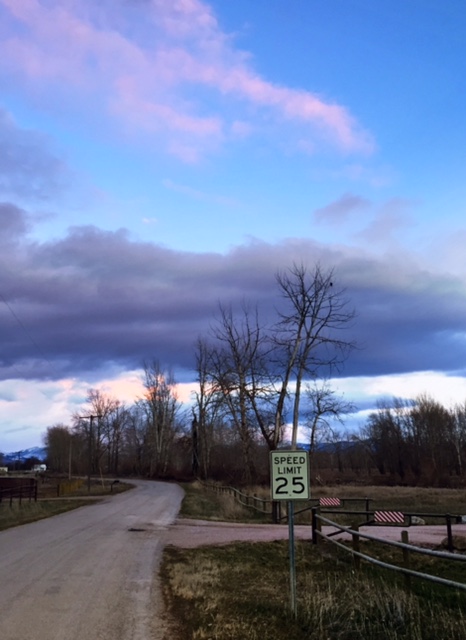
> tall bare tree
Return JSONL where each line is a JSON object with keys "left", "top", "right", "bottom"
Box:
{"left": 272, "top": 263, "right": 355, "bottom": 449}
{"left": 192, "top": 337, "right": 227, "bottom": 478}
{"left": 140, "top": 360, "right": 181, "bottom": 477}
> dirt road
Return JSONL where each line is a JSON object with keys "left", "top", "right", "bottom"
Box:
{"left": 0, "top": 480, "right": 183, "bottom": 640}
{"left": 168, "top": 518, "right": 466, "bottom": 548}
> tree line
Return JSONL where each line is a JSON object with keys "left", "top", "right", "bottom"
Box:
{"left": 360, "top": 395, "right": 466, "bottom": 486}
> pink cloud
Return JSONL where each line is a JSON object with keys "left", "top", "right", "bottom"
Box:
{"left": 0, "top": 0, "right": 374, "bottom": 158}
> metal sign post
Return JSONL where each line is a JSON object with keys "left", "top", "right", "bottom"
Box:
{"left": 288, "top": 499, "right": 297, "bottom": 616}
{"left": 270, "top": 450, "right": 310, "bottom": 617}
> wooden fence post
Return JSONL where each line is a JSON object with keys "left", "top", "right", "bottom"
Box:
{"left": 272, "top": 501, "right": 281, "bottom": 524}
{"left": 311, "top": 507, "right": 320, "bottom": 544}
{"left": 401, "top": 530, "right": 411, "bottom": 590}
{"left": 446, "top": 515, "right": 454, "bottom": 553}
{"left": 352, "top": 522, "right": 360, "bottom": 571}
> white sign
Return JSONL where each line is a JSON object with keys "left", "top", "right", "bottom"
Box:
{"left": 270, "top": 450, "right": 310, "bottom": 500}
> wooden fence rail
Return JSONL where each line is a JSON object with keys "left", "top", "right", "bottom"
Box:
{"left": 201, "top": 483, "right": 463, "bottom": 551}
{"left": 0, "top": 481, "right": 37, "bottom": 506}
{"left": 201, "top": 482, "right": 273, "bottom": 514}
{"left": 312, "top": 510, "right": 466, "bottom": 591}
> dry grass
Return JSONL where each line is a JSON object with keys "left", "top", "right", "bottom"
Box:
{"left": 0, "top": 499, "right": 94, "bottom": 531}
{"left": 180, "top": 482, "right": 466, "bottom": 525}
{"left": 318, "top": 484, "right": 466, "bottom": 511}
{"left": 0, "top": 477, "right": 132, "bottom": 531}
{"left": 180, "top": 481, "right": 269, "bottom": 522}
{"left": 162, "top": 539, "right": 466, "bottom": 640}
{"left": 163, "top": 483, "right": 466, "bottom": 639}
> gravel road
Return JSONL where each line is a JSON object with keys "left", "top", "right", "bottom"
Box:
{"left": 0, "top": 480, "right": 183, "bottom": 640}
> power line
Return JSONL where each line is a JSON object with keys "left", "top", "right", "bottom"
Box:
{"left": 0, "top": 291, "right": 57, "bottom": 376}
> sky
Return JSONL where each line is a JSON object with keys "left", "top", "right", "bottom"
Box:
{"left": 1, "top": 0, "right": 466, "bottom": 453}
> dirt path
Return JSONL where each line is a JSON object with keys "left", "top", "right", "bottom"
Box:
{"left": 0, "top": 480, "right": 183, "bottom": 640}
{"left": 168, "top": 517, "right": 466, "bottom": 549}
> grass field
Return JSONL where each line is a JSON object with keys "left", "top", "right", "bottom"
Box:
{"left": 161, "top": 482, "right": 466, "bottom": 640}
{"left": 179, "top": 481, "right": 466, "bottom": 524}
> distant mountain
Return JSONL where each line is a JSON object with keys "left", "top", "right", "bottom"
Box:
{"left": 294, "top": 441, "right": 355, "bottom": 453}
{"left": 2, "top": 447, "right": 47, "bottom": 463}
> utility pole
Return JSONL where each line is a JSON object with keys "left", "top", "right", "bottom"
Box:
{"left": 68, "top": 433, "right": 72, "bottom": 480}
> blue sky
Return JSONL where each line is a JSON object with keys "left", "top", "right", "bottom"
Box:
{"left": 1, "top": 0, "right": 466, "bottom": 452}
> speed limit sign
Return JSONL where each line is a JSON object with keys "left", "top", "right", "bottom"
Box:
{"left": 270, "top": 450, "right": 310, "bottom": 500}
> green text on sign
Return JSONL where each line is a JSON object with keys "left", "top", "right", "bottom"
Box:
{"left": 270, "top": 451, "right": 310, "bottom": 501}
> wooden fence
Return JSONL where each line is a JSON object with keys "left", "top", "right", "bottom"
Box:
{"left": 0, "top": 478, "right": 37, "bottom": 505}
{"left": 56, "top": 478, "right": 85, "bottom": 496}
{"left": 202, "top": 482, "right": 273, "bottom": 514}
{"left": 202, "top": 483, "right": 464, "bottom": 551}
{"left": 311, "top": 509, "right": 466, "bottom": 592}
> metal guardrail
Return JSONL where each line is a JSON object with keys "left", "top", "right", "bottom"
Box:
{"left": 312, "top": 510, "right": 466, "bottom": 591}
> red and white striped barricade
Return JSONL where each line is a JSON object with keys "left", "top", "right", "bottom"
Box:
{"left": 374, "top": 510, "right": 405, "bottom": 525}
{"left": 319, "top": 497, "right": 341, "bottom": 507}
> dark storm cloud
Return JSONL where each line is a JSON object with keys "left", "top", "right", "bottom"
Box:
{"left": 1, "top": 209, "right": 466, "bottom": 382}
{"left": 0, "top": 202, "right": 31, "bottom": 242}
{"left": 0, "top": 107, "right": 66, "bottom": 200}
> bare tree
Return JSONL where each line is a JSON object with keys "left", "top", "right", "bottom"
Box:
{"left": 43, "top": 423, "right": 73, "bottom": 473}
{"left": 205, "top": 304, "right": 274, "bottom": 482}
{"left": 140, "top": 360, "right": 182, "bottom": 477}
{"left": 304, "top": 380, "right": 355, "bottom": 454}
{"left": 72, "top": 389, "right": 121, "bottom": 476}
{"left": 451, "top": 402, "right": 466, "bottom": 476}
{"left": 190, "top": 263, "right": 356, "bottom": 484}
{"left": 192, "top": 338, "right": 227, "bottom": 478}
{"left": 122, "top": 403, "right": 148, "bottom": 475}
{"left": 272, "top": 263, "right": 356, "bottom": 449}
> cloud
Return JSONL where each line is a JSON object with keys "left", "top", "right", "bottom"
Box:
{"left": 0, "top": 107, "right": 67, "bottom": 199}
{"left": 357, "top": 198, "right": 414, "bottom": 243}
{"left": 162, "top": 178, "right": 238, "bottom": 206}
{"left": 313, "top": 193, "right": 371, "bottom": 225}
{"left": 0, "top": 202, "right": 31, "bottom": 243}
{"left": 1, "top": 213, "right": 466, "bottom": 383}
{"left": 0, "top": 388, "right": 16, "bottom": 402}
{"left": 0, "top": 0, "right": 374, "bottom": 159}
